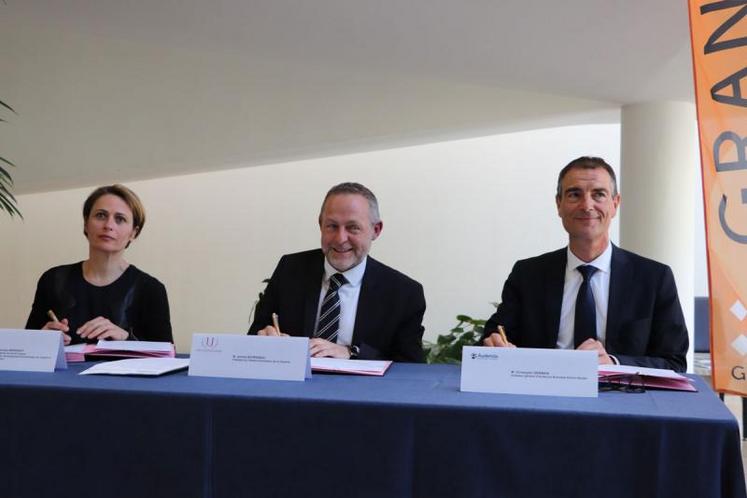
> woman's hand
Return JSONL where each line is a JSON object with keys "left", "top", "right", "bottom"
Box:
{"left": 42, "top": 318, "right": 72, "bottom": 345}
{"left": 77, "top": 317, "right": 129, "bottom": 341}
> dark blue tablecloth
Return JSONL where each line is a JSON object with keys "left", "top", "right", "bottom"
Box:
{"left": 0, "top": 362, "right": 743, "bottom": 498}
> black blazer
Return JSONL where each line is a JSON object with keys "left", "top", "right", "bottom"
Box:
{"left": 484, "top": 246, "right": 688, "bottom": 372}
{"left": 26, "top": 262, "right": 173, "bottom": 344}
{"left": 249, "top": 249, "right": 426, "bottom": 362}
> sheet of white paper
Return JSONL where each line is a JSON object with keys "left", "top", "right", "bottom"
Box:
{"left": 310, "top": 357, "right": 391, "bottom": 375}
{"left": 188, "top": 334, "right": 310, "bottom": 381}
{"left": 0, "top": 329, "right": 67, "bottom": 372}
{"left": 460, "top": 346, "right": 597, "bottom": 397}
{"left": 79, "top": 358, "right": 189, "bottom": 376}
{"left": 94, "top": 340, "right": 174, "bottom": 352}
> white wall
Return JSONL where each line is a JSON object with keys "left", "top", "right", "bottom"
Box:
{"left": 694, "top": 163, "right": 709, "bottom": 296}
{"left": 0, "top": 124, "right": 620, "bottom": 352}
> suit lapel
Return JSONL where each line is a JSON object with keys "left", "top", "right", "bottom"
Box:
{"left": 302, "top": 250, "right": 326, "bottom": 337}
{"left": 352, "top": 257, "right": 379, "bottom": 344}
{"left": 545, "top": 249, "right": 566, "bottom": 347}
{"left": 606, "top": 245, "right": 628, "bottom": 345}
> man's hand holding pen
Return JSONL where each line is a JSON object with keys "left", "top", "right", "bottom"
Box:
{"left": 483, "top": 325, "right": 516, "bottom": 348}
{"left": 257, "top": 312, "right": 290, "bottom": 337}
{"left": 259, "top": 313, "right": 353, "bottom": 358}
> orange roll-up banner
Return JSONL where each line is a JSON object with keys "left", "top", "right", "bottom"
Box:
{"left": 688, "top": 0, "right": 747, "bottom": 394}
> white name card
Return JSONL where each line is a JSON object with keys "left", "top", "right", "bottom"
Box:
{"left": 188, "top": 334, "right": 311, "bottom": 381}
{"left": 460, "top": 346, "right": 597, "bottom": 398}
{"left": 0, "top": 329, "right": 67, "bottom": 372}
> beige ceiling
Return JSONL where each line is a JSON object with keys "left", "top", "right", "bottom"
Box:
{"left": 0, "top": 0, "right": 694, "bottom": 194}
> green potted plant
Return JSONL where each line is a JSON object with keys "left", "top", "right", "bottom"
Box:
{"left": 424, "top": 314, "right": 487, "bottom": 364}
{"left": 0, "top": 99, "right": 21, "bottom": 218}
{"left": 424, "top": 302, "right": 499, "bottom": 364}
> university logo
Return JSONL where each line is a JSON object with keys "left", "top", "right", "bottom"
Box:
{"left": 201, "top": 336, "right": 219, "bottom": 349}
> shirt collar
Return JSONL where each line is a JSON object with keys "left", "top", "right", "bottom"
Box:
{"left": 323, "top": 256, "right": 367, "bottom": 287}
{"left": 566, "top": 243, "right": 612, "bottom": 275}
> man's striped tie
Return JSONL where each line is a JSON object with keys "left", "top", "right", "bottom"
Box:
{"left": 314, "top": 273, "right": 348, "bottom": 342}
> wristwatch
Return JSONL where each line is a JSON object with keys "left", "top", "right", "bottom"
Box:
{"left": 348, "top": 345, "right": 360, "bottom": 359}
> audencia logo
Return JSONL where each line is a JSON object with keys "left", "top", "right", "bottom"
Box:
{"left": 201, "top": 336, "right": 219, "bottom": 349}
{"left": 471, "top": 352, "right": 499, "bottom": 360}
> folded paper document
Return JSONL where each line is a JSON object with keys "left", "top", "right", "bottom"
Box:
{"left": 310, "top": 357, "right": 392, "bottom": 376}
{"left": 598, "top": 365, "right": 696, "bottom": 392}
{"left": 65, "top": 340, "right": 175, "bottom": 362}
{"left": 64, "top": 343, "right": 87, "bottom": 362}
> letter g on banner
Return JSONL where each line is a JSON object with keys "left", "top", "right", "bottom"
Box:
{"left": 715, "top": 131, "right": 747, "bottom": 243}
{"left": 719, "top": 196, "right": 747, "bottom": 243}
{"left": 732, "top": 365, "right": 746, "bottom": 381}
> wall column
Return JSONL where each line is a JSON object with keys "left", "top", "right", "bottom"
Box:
{"left": 620, "top": 101, "right": 698, "bottom": 371}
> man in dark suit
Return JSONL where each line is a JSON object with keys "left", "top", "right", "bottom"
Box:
{"left": 482, "top": 157, "right": 688, "bottom": 372}
{"left": 249, "top": 182, "right": 425, "bottom": 362}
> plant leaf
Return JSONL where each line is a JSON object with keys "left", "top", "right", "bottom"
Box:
{"left": 0, "top": 189, "right": 18, "bottom": 208}
{"left": 0, "top": 192, "right": 14, "bottom": 210}
{"left": 0, "top": 192, "right": 22, "bottom": 218}
{"left": 0, "top": 156, "right": 16, "bottom": 169}
{"left": 0, "top": 99, "right": 17, "bottom": 115}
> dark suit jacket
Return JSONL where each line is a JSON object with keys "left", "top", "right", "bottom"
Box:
{"left": 483, "top": 245, "right": 689, "bottom": 372}
{"left": 249, "top": 249, "right": 426, "bottom": 362}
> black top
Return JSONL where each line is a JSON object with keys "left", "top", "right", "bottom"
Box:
{"left": 25, "top": 262, "right": 173, "bottom": 344}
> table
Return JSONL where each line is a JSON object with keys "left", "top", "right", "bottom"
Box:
{"left": 0, "top": 362, "right": 743, "bottom": 498}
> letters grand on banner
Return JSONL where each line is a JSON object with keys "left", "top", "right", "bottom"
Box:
{"left": 689, "top": 0, "right": 747, "bottom": 394}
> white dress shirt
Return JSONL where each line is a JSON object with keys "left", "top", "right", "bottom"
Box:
{"left": 557, "top": 243, "right": 612, "bottom": 349}
{"left": 314, "top": 256, "right": 367, "bottom": 346}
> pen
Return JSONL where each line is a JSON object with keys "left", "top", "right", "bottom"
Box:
{"left": 47, "top": 309, "right": 60, "bottom": 323}
{"left": 498, "top": 325, "right": 508, "bottom": 345}
{"left": 272, "top": 313, "right": 281, "bottom": 334}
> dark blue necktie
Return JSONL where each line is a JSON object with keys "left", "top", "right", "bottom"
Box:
{"left": 314, "top": 273, "right": 347, "bottom": 342}
{"left": 574, "top": 265, "right": 598, "bottom": 348}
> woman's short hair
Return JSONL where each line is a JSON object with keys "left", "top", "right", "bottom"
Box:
{"left": 82, "top": 184, "right": 146, "bottom": 238}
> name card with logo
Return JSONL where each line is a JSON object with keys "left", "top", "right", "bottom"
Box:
{"left": 0, "top": 329, "right": 67, "bottom": 372}
{"left": 460, "top": 347, "right": 597, "bottom": 397}
{"left": 188, "top": 334, "right": 311, "bottom": 381}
